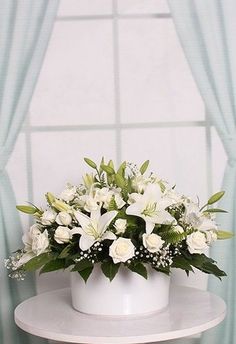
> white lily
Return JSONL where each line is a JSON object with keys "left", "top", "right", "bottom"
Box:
{"left": 126, "top": 183, "right": 175, "bottom": 234}
{"left": 74, "top": 209, "right": 117, "bottom": 250}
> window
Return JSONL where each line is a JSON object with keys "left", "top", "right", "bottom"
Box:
{"left": 7, "top": 0, "right": 226, "bottom": 291}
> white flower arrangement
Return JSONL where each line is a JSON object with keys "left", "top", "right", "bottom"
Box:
{"left": 5, "top": 158, "right": 233, "bottom": 282}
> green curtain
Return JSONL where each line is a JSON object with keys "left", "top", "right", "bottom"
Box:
{"left": 0, "top": 1, "right": 59, "bottom": 343}
{"left": 168, "top": 1, "right": 236, "bottom": 343}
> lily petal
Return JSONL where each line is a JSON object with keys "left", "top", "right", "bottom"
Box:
{"left": 102, "top": 231, "right": 117, "bottom": 240}
{"left": 145, "top": 222, "right": 155, "bottom": 234}
{"left": 98, "top": 210, "right": 118, "bottom": 235}
{"left": 74, "top": 211, "right": 91, "bottom": 230}
{"left": 79, "top": 235, "right": 95, "bottom": 251}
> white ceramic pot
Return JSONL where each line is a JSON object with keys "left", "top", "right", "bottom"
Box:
{"left": 71, "top": 264, "right": 170, "bottom": 316}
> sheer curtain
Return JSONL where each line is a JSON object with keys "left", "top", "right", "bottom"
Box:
{"left": 0, "top": 1, "right": 59, "bottom": 343}
{"left": 168, "top": 1, "right": 236, "bottom": 343}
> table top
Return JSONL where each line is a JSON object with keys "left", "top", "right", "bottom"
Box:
{"left": 15, "top": 286, "right": 226, "bottom": 344}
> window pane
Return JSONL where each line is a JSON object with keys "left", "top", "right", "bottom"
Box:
{"left": 31, "top": 130, "right": 116, "bottom": 205}
{"left": 58, "top": 0, "right": 112, "bottom": 16}
{"left": 30, "top": 21, "right": 115, "bottom": 126}
{"left": 119, "top": 19, "right": 204, "bottom": 123}
{"left": 118, "top": 0, "right": 170, "bottom": 14}
{"left": 121, "top": 127, "right": 208, "bottom": 200}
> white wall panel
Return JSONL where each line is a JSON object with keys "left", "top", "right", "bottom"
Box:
{"left": 119, "top": 19, "right": 204, "bottom": 123}
{"left": 30, "top": 21, "right": 115, "bottom": 126}
{"left": 31, "top": 130, "right": 116, "bottom": 206}
{"left": 121, "top": 127, "right": 208, "bottom": 201}
{"left": 118, "top": 0, "right": 170, "bottom": 14}
{"left": 58, "top": 0, "right": 112, "bottom": 16}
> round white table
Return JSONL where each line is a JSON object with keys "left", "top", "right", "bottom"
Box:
{"left": 15, "top": 286, "right": 226, "bottom": 344}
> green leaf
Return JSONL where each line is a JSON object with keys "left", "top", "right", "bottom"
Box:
{"left": 128, "top": 262, "right": 147, "bottom": 279}
{"left": 159, "top": 230, "right": 186, "bottom": 244}
{"left": 78, "top": 266, "right": 94, "bottom": 282}
{"left": 58, "top": 245, "right": 71, "bottom": 259}
{"left": 172, "top": 256, "right": 194, "bottom": 273}
{"left": 139, "top": 160, "right": 149, "bottom": 175}
{"left": 40, "top": 259, "right": 65, "bottom": 274}
{"left": 115, "top": 173, "right": 126, "bottom": 188}
{"left": 202, "top": 262, "right": 226, "bottom": 279}
{"left": 117, "top": 161, "right": 126, "bottom": 177}
{"left": 203, "top": 208, "right": 228, "bottom": 214}
{"left": 217, "top": 230, "right": 234, "bottom": 240}
{"left": 84, "top": 157, "right": 97, "bottom": 169}
{"left": 71, "top": 259, "right": 93, "bottom": 272}
{"left": 107, "top": 195, "right": 118, "bottom": 211}
{"left": 101, "top": 164, "right": 115, "bottom": 175}
{"left": 23, "top": 253, "right": 53, "bottom": 272}
{"left": 16, "top": 205, "right": 37, "bottom": 214}
{"left": 207, "top": 191, "right": 225, "bottom": 205}
{"left": 108, "top": 159, "right": 114, "bottom": 169}
{"left": 101, "top": 261, "right": 120, "bottom": 281}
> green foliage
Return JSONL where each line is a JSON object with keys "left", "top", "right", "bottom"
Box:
{"left": 101, "top": 261, "right": 120, "bottom": 281}
{"left": 159, "top": 230, "right": 186, "bottom": 244}
{"left": 217, "top": 230, "right": 234, "bottom": 240}
{"left": 23, "top": 253, "right": 54, "bottom": 272}
{"left": 107, "top": 195, "right": 118, "bottom": 211}
{"left": 203, "top": 208, "right": 228, "bottom": 214}
{"left": 115, "top": 173, "right": 126, "bottom": 188}
{"left": 58, "top": 245, "right": 72, "bottom": 259}
{"left": 182, "top": 252, "right": 226, "bottom": 279}
{"left": 78, "top": 267, "right": 94, "bottom": 282}
{"left": 207, "top": 191, "right": 225, "bottom": 205}
{"left": 139, "top": 160, "right": 149, "bottom": 175}
{"left": 117, "top": 161, "right": 126, "bottom": 177}
{"left": 100, "top": 164, "right": 115, "bottom": 175}
{"left": 16, "top": 205, "right": 38, "bottom": 214}
{"left": 172, "top": 256, "right": 194, "bottom": 274}
{"left": 40, "top": 259, "right": 66, "bottom": 274}
{"left": 71, "top": 259, "right": 93, "bottom": 272}
{"left": 128, "top": 262, "right": 147, "bottom": 279}
{"left": 84, "top": 157, "right": 97, "bottom": 169}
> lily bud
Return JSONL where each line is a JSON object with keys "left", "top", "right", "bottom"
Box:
{"left": 52, "top": 200, "right": 70, "bottom": 212}
{"left": 83, "top": 173, "right": 94, "bottom": 189}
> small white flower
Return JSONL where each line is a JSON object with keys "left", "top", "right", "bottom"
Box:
{"left": 186, "top": 231, "right": 208, "bottom": 254}
{"left": 142, "top": 233, "right": 164, "bottom": 253}
{"left": 109, "top": 237, "right": 135, "bottom": 264}
{"left": 56, "top": 211, "right": 72, "bottom": 226}
{"left": 41, "top": 210, "right": 57, "bottom": 225}
{"left": 114, "top": 219, "right": 127, "bottom": 234}
{"left": 60, "top": 186, "right": 77, "bottom": 202}
{"left": 54, "top": 226, "right": 79, "bottom": 244}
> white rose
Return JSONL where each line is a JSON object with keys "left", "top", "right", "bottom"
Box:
{"left": 205, "top": 230, "right": 217, "bottom": 245}
{"left": 41, "top": 210, "right": 57, "bottom": 225}
{"left": 142, "top": 233, "right": 164, "bottom": 253}
{"left": 22, "top": 224, "right": 42, "bottom": 251}
{"left": 56, "top": 212, "right": 72, "bottom": 226}
{"left": 54, "top": 226, "right": 71, "bottom": 244}
{"left": 60, "top": 186, "right": 77, "bottom": 202}
{"left": 186, "top": 231, "right": 208, "bottom": 254}
{"left": 31, "top": 230, "right": 49, "bottom": 255}
{"left": 109, "top": 238, "right": 135, "bottom": 264}
{"left": 114, "top": 219, "right": 127, "bottom": 234}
